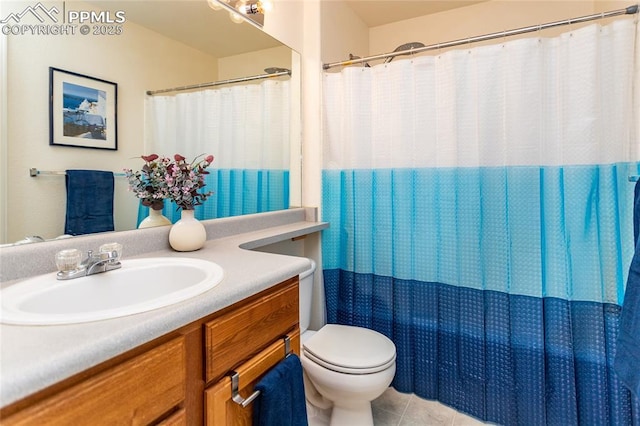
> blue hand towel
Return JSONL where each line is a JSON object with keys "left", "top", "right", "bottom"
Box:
{"left": 614, "top": 179, "right": 640, "bottom": 399}
{"left": 253, "top": 354, "right": 308, "bottom": 426}
{"left": 64, "top": 170, "right": 115, "bottom": 236}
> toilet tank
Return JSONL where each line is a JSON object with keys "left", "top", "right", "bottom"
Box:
{"left": 299, "top": 259, "right": 316, "bottom": 334}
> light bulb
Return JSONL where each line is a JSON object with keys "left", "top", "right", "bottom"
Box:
{"left": 207, "top": 0, "right": 228, "bottom": 11}
{"left": 229, "top": 10, "right": 245, "bottom": 23}
{"left": 207, "top": 0, "right": 222, "bottom": 10}
{"left": 235, "top": 0, "right": 248, "bottom": 14}
{"left": 258, "top": 0, "right": 273, "bottom": 13}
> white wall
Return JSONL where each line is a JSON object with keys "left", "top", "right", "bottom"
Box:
{"left": 5, "top": 1, "right": 219, "bottom": 243}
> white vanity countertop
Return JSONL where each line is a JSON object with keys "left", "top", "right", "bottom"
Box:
{"left": 0, "top": 209, "right": 328, "bottom": 408}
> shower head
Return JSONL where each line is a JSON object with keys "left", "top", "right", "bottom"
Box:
{"left": 264, "top": 67, "right": 291, "bottom": 75}
{"left": 384, "top": 42, "right": 426, "bottom": 63}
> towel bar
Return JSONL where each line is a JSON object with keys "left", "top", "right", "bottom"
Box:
{"left": 630, "top": 175, "right": 640, "bottom": 182}
{"left": 29, "top": 168, "right": 127, "bottom": 177}
{"left": 230, "top": 335, "right": 292, "bottom": 408}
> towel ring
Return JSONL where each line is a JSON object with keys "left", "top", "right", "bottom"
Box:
{"left": 230, "top": 335, "right": 292, "bottom": 407}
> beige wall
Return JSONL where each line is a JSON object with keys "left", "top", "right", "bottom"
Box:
{"left": 369, "top": 1, "right": 631, "bottom": 59}
{"left": 320, "top": 1, "right": 369, "bottom": 65}
{"left": 217, "top": 45, "right": 291, "bottom": 79}
{"left": 5, "top": 2, "right": 219, "bottom": 243}
{"left": 0, "top": 30, "right": 7, "bottom": 245}
{"left": 262, "top": 0, "right": 305, "bottom": 53}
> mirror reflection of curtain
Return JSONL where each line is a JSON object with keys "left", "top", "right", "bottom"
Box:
{"left": 143, "top": 79, "right": 290, "bottom": 223}
{"left": 322, "top": 19, "right": 640, "bottom": 425}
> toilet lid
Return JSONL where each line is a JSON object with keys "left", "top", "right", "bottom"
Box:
{"left": 303, "top": 324, "right": 396, "bottom": 374}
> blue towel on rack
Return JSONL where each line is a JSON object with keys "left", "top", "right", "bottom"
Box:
{"left": 614, "top": 179, "right": 640, "bottom": 399}
{"left": 253, "top": 354, "right": 308, "bottom": 426}
{"left": 64, "top": 170, "right": 114, "bottom": 236}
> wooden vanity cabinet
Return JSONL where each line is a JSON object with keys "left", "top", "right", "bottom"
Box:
{"left": 204, "top": 277, "right": 299, "bottom": 383}
{"left": 0, "top": 277, "right": 300, "bottom": 426}
{"left": 205, "top": 329, "right": 301, "bottom": 425}
{"left": 204, "top": 277, "right": 300, "bottom": 425}
{"left": 0, "top": 336, "right": 187, "bottom": 425}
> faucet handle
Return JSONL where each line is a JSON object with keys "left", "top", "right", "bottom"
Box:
{"left": 99, "top": 243, "right": 122, "bottom": 262}
{"left": 55, "top": 249, "right": 82, "bottom": 272}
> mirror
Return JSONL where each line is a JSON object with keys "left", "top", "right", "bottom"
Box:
{"left": 1, "top": 0, "right": 299, "bottom": 245}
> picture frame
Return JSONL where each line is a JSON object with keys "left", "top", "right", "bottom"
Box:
{"left": 49, "top": 67, "right": 117, "bottom": 150}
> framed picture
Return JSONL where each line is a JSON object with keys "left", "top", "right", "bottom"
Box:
{"left": 49, "top": 67, "right": 117, "bottom": 150}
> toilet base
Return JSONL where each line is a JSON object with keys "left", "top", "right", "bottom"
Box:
{"left": 330, "top": 401, "right": 373, "bottom": 426}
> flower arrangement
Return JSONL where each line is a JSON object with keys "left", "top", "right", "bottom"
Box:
{"left": 124, "top": 154, "right": 170, "bottom": 211}
{"left": 125, "top": 153, "right": 215, "bottom": 211}
{"left": 166, "top": 154, "right": 215, "bottom": 210}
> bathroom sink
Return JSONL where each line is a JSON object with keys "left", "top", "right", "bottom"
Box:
{"left": 0, "top": 257, "right": 224, "bottom": 325}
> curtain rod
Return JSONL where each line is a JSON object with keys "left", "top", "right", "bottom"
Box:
{"left": 323, "top": 4, "right": 639, "bottom": 70}
{"left": 146, "top": 70, "right": 291, "bottom": 96}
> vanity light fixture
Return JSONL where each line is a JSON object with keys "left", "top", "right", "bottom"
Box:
{"left": 235, "top": 0, "right": 274, "bottom": 15}
{"left": 229, "top": 3, "right": 246, "bottom": 24}
{"left": 207, "top": 0, "right": 272, "bottom": 24}
{"left": 206, "top": 0, "right": 229, "bottom": 11}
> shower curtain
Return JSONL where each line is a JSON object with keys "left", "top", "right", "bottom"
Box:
{"left": 322, "top": 20, "right": 640, "bottom": 425}
{"left": 143, "top": 79, "right": 290, "bottom": 223}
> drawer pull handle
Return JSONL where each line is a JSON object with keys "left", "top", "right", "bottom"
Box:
{"left": 230, "top": 335, "right": 292, "bottom": 407}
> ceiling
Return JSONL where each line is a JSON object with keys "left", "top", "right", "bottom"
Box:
{"left": 345, "top": 0, "right": 491, "bottom": 27}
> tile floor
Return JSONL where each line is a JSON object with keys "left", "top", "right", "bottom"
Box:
{"left": 307, "top": 386, "right": 493, "bottom": 426}
{"left": 371, "top": 387, "right": 491, "bottom": 426}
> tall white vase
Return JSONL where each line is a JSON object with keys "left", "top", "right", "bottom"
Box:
{"left": 169, "top": 209, "right": 206, "bottom": 251}
{"left": 138, "top": 208, "right": 171, "bottom": 229}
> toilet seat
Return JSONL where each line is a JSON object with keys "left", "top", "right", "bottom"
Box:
{"left": 302, "top": 324, "right": 396, "bottom": 375}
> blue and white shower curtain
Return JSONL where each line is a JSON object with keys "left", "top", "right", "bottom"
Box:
{"left": 322, "top": 19, "right": 640, "bottom": 425}
{"left": 142, "top": 79, "right": 290, "bottom": 223}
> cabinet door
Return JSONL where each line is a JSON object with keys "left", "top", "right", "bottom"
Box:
{"left": 2, "top": 337, "right": 186, "bottom": 425}
{"left": 157, "top": 408, "right": 187, "bottom": 425}
{"left": 205, "top": 330, "right": 300, "bottom": 426}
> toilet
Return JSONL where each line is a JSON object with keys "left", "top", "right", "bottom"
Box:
{"left": 299, "top": 260, "right": 397, "bottom": 426}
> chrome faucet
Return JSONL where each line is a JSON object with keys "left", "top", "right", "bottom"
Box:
{"left": 85, "top": 250, "right": 122, "bottom": 275}
{"left": 56, "top": 244, "right": 122, "bottom": 280}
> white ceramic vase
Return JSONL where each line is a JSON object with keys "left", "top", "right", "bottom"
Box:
{"left": 138, "top": 208, "right": 172, "bottom": 229}
{"left": 169, "top": 209, "right": 206, "bottom": 251}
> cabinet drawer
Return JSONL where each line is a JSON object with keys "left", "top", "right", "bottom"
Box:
{"left": 3, "top": 336, "right": 186, "bottom": 425}
{"left": 205, "top": 329, "right": 301, "bottom": 426}
{"left": 204, "top": 278, "right": 299, "bottom": 383}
